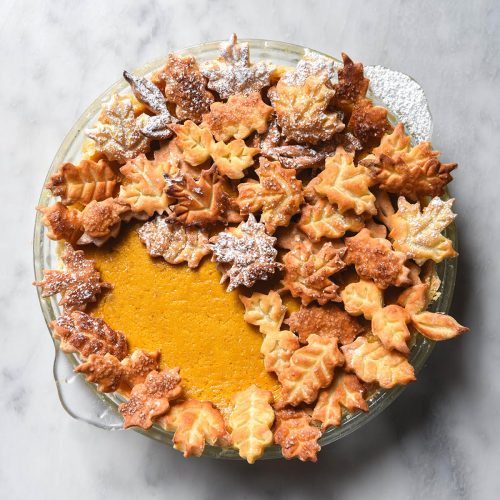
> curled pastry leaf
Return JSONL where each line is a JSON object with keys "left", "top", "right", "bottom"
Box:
{"left": 162, "top": 400, "right": 230, "bottom": 458}
{"left": 239, "top": 290, "right": 286, "bottom": 334}
{"left": 138, "top": 216, "right": 210, "bottom": 268}
{"left": 211, "top": 139, "right": 260, "bottom": 180}
{"left": 119, "top": 368, "right": 182, "bottom": 429}
{"left": 33, "top": 243, "right": 110, "bottom": 312}
{"left": 203, "top": 92, "right": 273, "bottom": 142}
{"left": 279, "top": 334, "right": 344, "bottom": 405}
{"left": 38, "top": 203, "right": 83, "bottom": 245}
{"left": 347, "top": 98, "right": 390, "bottom": 148}
{"left": 312, "top": 371, "right": 368, "bottom": 430}
{"left": 313, "top": 147, "right": 376, "bottom": 215}
{"left": 371, "top": 305, "right": 411, "bottom": 354}
{"left": 237, "top": 158, "right": 303, "bottom": 234}
{"left": 389, "top": 196, "right": 457, "bottom": 265}
{"left": 169, "top": 120, "right": 214, "bottom": 166}
{"left": 342, "top": 336, "right": 416, "bottom": 389}
{"left": 411, "top": 311, "right": 468, "bottom": 341}
{"left": 273, "top": 408, "right": 321, "bottom": 462}
{"left": 397, "top": 283, "right": 429, "bottom": 314}
{"left": 340, "top": 279, "right": 384, "bottom": 320}
{"left": 260, "top": 330, "right": 300, "bottom": 375}
{"left": 344, "top": 228, "right": 411, "bottom": 289}
{"left": 45, "top": 159, "right": 118, "bottom": 206}
{"left": 51, "top": 311, "right": 128, "bottom": 360}
{"left": 229, "top": 385, "right": 275, "bottom": 464}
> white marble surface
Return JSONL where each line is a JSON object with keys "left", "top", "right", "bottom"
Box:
{"left": 1, "top": 0, "right": 499, "bottom": 498}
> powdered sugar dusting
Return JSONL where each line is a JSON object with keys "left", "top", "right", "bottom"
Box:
{"left": 282, "top": 50, "right": 336, "bottom": 86}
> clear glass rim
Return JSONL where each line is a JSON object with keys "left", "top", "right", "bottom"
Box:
{"left": 33, "top": 39, "right": 458, "bottom": 460}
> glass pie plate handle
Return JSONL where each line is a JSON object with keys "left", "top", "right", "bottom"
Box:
{"left": 34, "top": 39, "right": 457, "bottom": 459}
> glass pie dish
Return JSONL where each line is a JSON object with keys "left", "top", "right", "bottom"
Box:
{"left": 33, "top": 39, "right": 458, "bottom": 460}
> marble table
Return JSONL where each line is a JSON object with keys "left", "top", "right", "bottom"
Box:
{"left": 1, "top": 0, "right": 499, "bottom": 498}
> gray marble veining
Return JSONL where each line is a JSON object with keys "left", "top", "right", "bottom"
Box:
{"left": 1, "top": 0, "right": 499, "bottom": 499}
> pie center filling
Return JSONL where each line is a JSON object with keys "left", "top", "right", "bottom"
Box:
{"left": 86, "top": 223, "right": 281, "bottom": 413}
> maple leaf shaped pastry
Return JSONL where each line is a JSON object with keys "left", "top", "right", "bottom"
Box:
{"left": 279, "top": 334, "right": 344, "bottom": 406}
{"left": 340, "top": 279, "right": 384, "bottom": 320}
{"left": 207, "top": 214, "right": 283, "bottom": 291}
{"left": 38, "top": 203, "right": 83, "bottom": 245}
{"left": 151, "top": 53, "right": 215, "bottom": 122}
{"left": 153, "top": 138, "right": 199, "bottom": 179}
{"left": 75, "top": 349, "right": 160, "bottom": 393}
{"left": 229, "top": 385, "right": 275, "bottom": 464}
{"left": 281, "top": 241, "right": 346, "bottom": 306}
{"left": 341, "top": 336, "right": 416, "bottom": 389}
{"left": 237, "top": 158, "right": 303, "bottom": 234}
{"left": 411, "top": 311, "right": 468, "bottom": 341}
{"left": 85, "top": 95, "right": 151, "bottom": 163}
{"left": 313, "top": 147, "right": 376, "bottom": 215}
{"left": 210, "top": 139, "right": 260, "bottom": 180}
{"left": 286, "top": 304, "right": 364, "bottom": 345}
{"left": 168, "top": 120, "right": 215, "bottom": 166}
{"left": 397, "top": 283, "right": 429, "bottom": 315}
{"left": 202, "top": 92, "right": 273, "bottom": 142}
{"left": 371, "top": 122, "right": 411, "bottom": 158}
{"left": 312, "top": 371, "right": 368, "bottom": 430}
{"left": 51, "top": 311, "right": 128, "bottom": 360}
{"left": 347, "top": 98, "right": 390, "bottom": 149}
{"left": 269, "top": 52, "right": 344, "bottom": 144}
{"left": 273, "top": 408, "right": 321, "bottom": 462}
{"left": 119, "top": 153, "right": 171, "bottom": 217}
{"left": 389, "top": 196, "right": 457, "bottom": 265}
{"left": 371, "top": 305, "right": 411, "bottom": 354}
{"left": 298, "top": 198, "right": 364, "bottom": 242}
{"left": 161, "top": 400, "right": 231, "bottom": 458}
{"left": 344, "top": 228, "right": 411, "bottom": 289}
{"left": 119, "top": 367, "right": 182, "bottom": 429}
{"left": 331, "top": 53, "right": 369, "bottom": 112}
{"left": 34, "top": 243, "right": 111, "bottom": 312}
{"left": 45, "top": 159, "right": 118, "bottom": 206}
{"left": 201, "top": 33, "right": 275, "bottom": 99}
{"left": 166, "top": 165, "right": 229, "bottom": 226}
{"left": 260, "top": 330, "right": 300, "bottom": 375}
{"left": 239, "top": 290, "right": 286, "bottom": 335}
{"left": 138, "top": 215, "right": 210, "bottom": 268}
{"left": 123, "top": 70, "right": 176, "bottom": 140}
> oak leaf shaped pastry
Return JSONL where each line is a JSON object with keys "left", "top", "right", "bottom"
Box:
{"left": 281, "top": 241, "right": 346, "bottom": 306}
{"left": 273, "top": 408, "right": 321, "bottom": 462}
{"left": 279, "top": 334, "right": 344, "bottom": 405}
{"left": 202, "top": 92, "right": 273, "bottom": 142}
{"left": 237, "top": 158, "right": 303, "bottom": 234}
{"left": 313, "top": 147, "right": 376, "bottom": 215}
{"left": 411, "top": 311, "right": 468, "bottom": 341}
{"left": 269, "top": 53, "right": 344, "bottom": 144}
{"left": 138, "top": 216, "right": 210, "bottom": 269}
{"left": 332, "top": 53, "right": 369, "bottom": 112}
{"left": 207, "top": 214, "right": 283, "bottom": 291}
{"left": 210, "top": 139, "right": 260, "bottom": 180}
{"left": 162, "top": 400, "right": 230, "bottom": 458}
{"left": 152, "top": 54, "right": 215, "bottom": 122}
{"left": 38, "top": 203, "right": 83, "bottom": 245}
{"left": 298, "top": 198, "right": 364, "bottom": 242}
{"left": 119, "top": 367, "right": 182, "bottom": 429}
{"left": 341, "top": 336, "right": 415, "bottom": 389}
{"left": 344, "top": 228, "right": 411, "bottom": 289}
{"left": 286, "top": 304, "right": 364, "bottom": 345}
{"left": 86, "top": 95, "right": 151, "bottom": 163}
{"left": 166, "top": 165, "right": 228, "bottom": 226}
{"left": 201, "top": 33, "right": 275, "bottom": 99}
{"left": 75, "top": 349, "right": 160, "bottom": 393}
{"left": 389, "top": 196, "right": 457, "bottom": 265}
{"left": 239, "top": 290, "right": 286, "bottom": 335}
{"left": 260, "top": 330, "right": 300, "bottom": 375}
{"left": 50, "top": 311, "right": 128, "bottom": 360}
{"left": 119, "top": 154, "right": 171, "bottom": 217}
{"left": 168, "top": 120, "right": 215, "bottom": 166}
{"left": 45, "top": 159, "right": 118, "bottom": 206}
{"left": 340, "top": 279, "right": 384, "bottom": 320}
{"left": 229, "top": 385, "right": 275, "bottom": 464}
{"left": 371, "top": 305, "right": 411, "bottom": 354}
{"left": 312, "top": 371, "right": 368, "bottom": 430}
{"left": 34, "top": 243, "right": 111, "bottom": 312}
{"left": 123, "top": 70, "right": 176, "bottom": 140}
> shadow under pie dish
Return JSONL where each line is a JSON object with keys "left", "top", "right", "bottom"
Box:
{"left": 33, "top": 36, "right": 466, "bottom": 462}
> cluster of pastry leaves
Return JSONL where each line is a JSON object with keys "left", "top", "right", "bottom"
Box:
{"left": 35, "top": 34, "right": 467, "bottom": 463}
